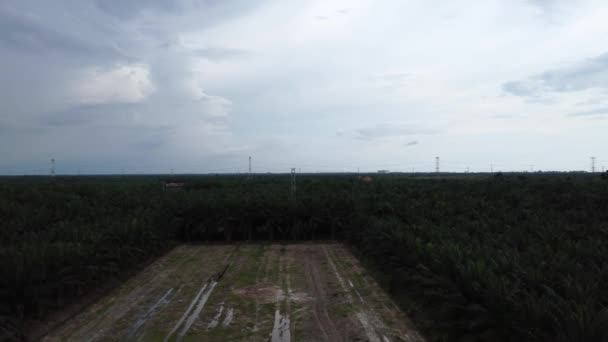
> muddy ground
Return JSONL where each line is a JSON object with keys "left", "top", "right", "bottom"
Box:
{"left": 42, "top": 243, "right": 424, "bottom": 342}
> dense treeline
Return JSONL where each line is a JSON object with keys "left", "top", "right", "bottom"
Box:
{"left": 0, "top": 178, "right": 176, "bottom": 340}
{"left": 349, "top": 175, "right": 608, "bottom": 342}
{"left": 1, "top": 173, "right": 607, "bottom": 341}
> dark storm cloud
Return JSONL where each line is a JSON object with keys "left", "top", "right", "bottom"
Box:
{"left": 34, "top": 102, "right": 178, "bottom": 156}
{"left": 0, "top": 121, "right": 9, "bottom": 134}
{"left": 133, "top": 139, "right": 165, "bottom": 150}
{"left": 41, "top": 102, "right": 179, "bottom": 133}
{"left": 0, "top": 9, "right": 112, "bottom": 57}
{"left": 503, "top": 52, "right": 608, "bottom": 98}
{"left": 0, "top": 0, "right": 247, "bottom": 170}
{"left": 40, "top": 104, "right": 140, "bottom": 126}
{"left": 94, "top": 0, "right": 179, "bottom": 19}
{"left": 95, "top": 0, "right": 268, "bottom": 31}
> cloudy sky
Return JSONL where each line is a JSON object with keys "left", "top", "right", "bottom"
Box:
{"left": 1, "top": 0, "right": 608, "bottom": 174}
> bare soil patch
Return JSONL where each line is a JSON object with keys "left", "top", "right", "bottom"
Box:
{"left": 42, "top": 243, "right": 424, "bottom": 342}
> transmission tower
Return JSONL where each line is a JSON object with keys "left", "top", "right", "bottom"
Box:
{"left": 290, "top": 168, "right": 297, "bottom": 202}
{"left": 435, "top": 156, "right": 440, "bottom": 173}
{"left": 591, "top": 157, "right": 596, "bottom": 173}
{"left": 50, "top": 158, "right": 55, "bottom": 177}
{"left": 248, "top": 156, "right": 252, "bottom": 178}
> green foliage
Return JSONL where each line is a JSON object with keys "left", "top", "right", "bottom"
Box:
{"left": 1, "top": 173, "right": 607, "bottom": 341}
{"left": 347, "top": 175, "right": 608, "bottom": 342}
{"left": 0, "top": 178, "right": 175, "bottom": 327}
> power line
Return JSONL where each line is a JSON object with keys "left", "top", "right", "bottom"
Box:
{"left": 5, "top": 156, "right": 608, "bottom": 175}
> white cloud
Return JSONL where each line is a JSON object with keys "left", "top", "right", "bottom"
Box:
{"left": 70, "top": 64, "right": 155, "bottom": 105}
{"left": 3, "top": 0, "right": 608, "bottom": 173}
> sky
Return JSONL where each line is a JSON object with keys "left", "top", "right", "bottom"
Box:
{"left": 1, "top": 0, "right": 608, "bottom": 174}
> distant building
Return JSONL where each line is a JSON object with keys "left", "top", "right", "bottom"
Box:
{"left": 377, "top": 170, "right": 390, "bottom": 174}
{"left": 161, "top": 181, "right": 185, "bottom": 190}
{"left": 358, "top": 176, "right": 373, "bottom": 183}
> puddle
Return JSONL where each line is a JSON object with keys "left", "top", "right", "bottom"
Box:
{"left": 349, "top": 279, "right": 366, "bottom": 304}
{"left": 270, "top": 309, "right": 291, "bottom": 342}
{"left": 233, "top": 284, "right": 312, "bottom": 304}
{"left": 207, "top": 304, "right": 224, "bottom": 329}
{"left": 178, "top": 281, "right": 217, "bottom": 339}
{"left": 124, "top": 287, "right": 175, "bottom": 340}
{"left": 222, "top": 308, "right": 234, "bottom": 327}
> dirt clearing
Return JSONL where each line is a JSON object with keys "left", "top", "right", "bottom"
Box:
{"left": 43, "top": 243, "right": 424, "bottom": 342}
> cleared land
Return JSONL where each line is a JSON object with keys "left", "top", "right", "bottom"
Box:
{"left": 42, "top": 244, "right": 424, "bottom": 342}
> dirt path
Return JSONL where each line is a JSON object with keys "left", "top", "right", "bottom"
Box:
{"left": 302, "top": 247, "right": 341, "bottom": 341}
{"left": 43, "top": 243, "right": 424, "bottom": 342}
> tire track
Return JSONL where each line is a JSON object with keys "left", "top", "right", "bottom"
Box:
{"left": 206, "top": 303, "right": 224, "bottom": 329}
{"left": 65, "top": 246, "right": 199, "bottom": 341}
{"left": 252, "top": 245, "right": 268, "bottom": 337}
{"left": 284, "top": 247, "right": 294, "bottom": 339}
{"left": 303, "top": 248, "right": 340, "bottom": 342}
{"left": 270, "top": 309, "right": 291, "bottom": 342}
{"left": 270, "top": 247, "right": 291, "bottom": 342}
{"left": 164, "top": 245, "right": 239, "bottom": 342}
{"left": 327, "top": 245, "right": 425, "bottom": 342}
{"left": 177, "top": 280, "right": 217, "bottom": 340}
{"left": 123, "top": 287, "right": 176, "bottom": 341}
{"left": 163, "top": 283, "right": 209, "bottom": 342}
{"left": 323, "top": 246, "right": 353, "bottom": 304}
{"left": 324, "top": 245, "right": 385, "bottom": 342}
{"left": 46, "top": 244, "right": 425, "bottom": 342}
{"left": 204, "top": 245, "right": 247, "bottom": 332}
